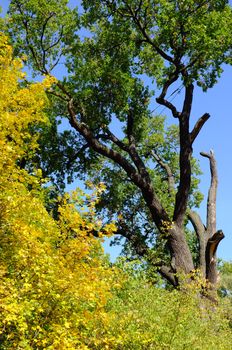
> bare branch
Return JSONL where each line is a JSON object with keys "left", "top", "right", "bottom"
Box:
{"left": 156, "top": 73, "right": 181, "bottom": 118}
{"left": 200, "top": 150, "right": 218, "bottom": 237}
{"left": 190, "top": 113, "right": 210, "bottom": 144}
{"left": 188, "top": 210, "right": 206, "bottom": 238}
{"left": 188, "top": 210, "right": 206, "bottom": 275}
{"left": 104, "top": 128, "right": 129, "bottom": 152}
{"left": 198, "top": 150, "right": 221, "bottom": 285}
{"left": 128, "top": 144, "right": 150, "bottom": 178}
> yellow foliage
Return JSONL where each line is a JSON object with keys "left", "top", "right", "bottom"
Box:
{"left": 0, "top": 32, "right": 50, "bottom": 193}
{"left": 0, "top": 34, "right": 121, "bottom": 349}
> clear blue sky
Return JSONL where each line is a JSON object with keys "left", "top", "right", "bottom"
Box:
{"left": 1, "top": 1, "right": 232, "bottom": 261}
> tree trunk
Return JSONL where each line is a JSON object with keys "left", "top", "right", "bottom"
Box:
{"left": 188, "top": 151, "right": 224, "bottom": 295}
{"left": 168, "top": 223, "right": 195, "bottom": 274}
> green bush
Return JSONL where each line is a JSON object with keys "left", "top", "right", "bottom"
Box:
{"left": 86, "top": 262, "right": 232, "bottom": 350}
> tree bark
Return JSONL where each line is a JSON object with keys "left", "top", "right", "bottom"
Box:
{"left": 200, "top": 151, "right": 224, "bottom": 287}
{"left": 188, "top": 210, "right": 206, "bottom": 276}
{"left": 168, "top": 223, "right": 195, "bottom": 273}
{"left": 205, "top": 230, "right": 224, "bottom": 286}
{"left": 188, "top": 151, "right": 224, "bottom": 291}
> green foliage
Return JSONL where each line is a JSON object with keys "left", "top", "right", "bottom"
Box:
{"left": 82, "top": 0, "right": 232, "bottom": 90}
{"left": 7, "top": 0, "right": 77, "bottom": 74}
{"left": 218, "top": 260, "right": 232, "bottom": 297}
{"left": 5, "top": 0, "right": 232, "bottom": 281}
{"left": 90, "top": 261, "right": 232, "bottom": 350}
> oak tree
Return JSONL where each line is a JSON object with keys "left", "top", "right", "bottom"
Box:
{"left": 6, "top": 0, "right": 232, "bottom": 291}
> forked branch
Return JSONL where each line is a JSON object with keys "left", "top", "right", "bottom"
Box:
{"left": 151, "top": 151, "right": 175, "bottom": 194}
{"left": 200, "top": 150, "right": 218, "bottom": 237}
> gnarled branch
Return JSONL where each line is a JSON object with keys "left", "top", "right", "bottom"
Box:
{"left": 67, "top": 99, "right": 170, "bottom": 229}
{"left": 156, "top": 74, "right": 181, "bottom": 119}
{"left": 200, "top": 150, "right": 218, "bottom": 238}
{"left": 190, "top": 113, "right": 210, "bottom": 144}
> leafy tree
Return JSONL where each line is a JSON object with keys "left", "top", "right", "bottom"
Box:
{"left": 0, "top": 33, "right": 121, "bottom": 349}
{"left": 2, "top": 31, "right": 232, "bottom": 350}
{"left": 6, "top": 0, "right": 232, "bottom": 292}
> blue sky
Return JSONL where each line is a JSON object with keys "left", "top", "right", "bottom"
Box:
{"left": 1, "top": 1, "right": 232, "bottom": 261}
